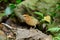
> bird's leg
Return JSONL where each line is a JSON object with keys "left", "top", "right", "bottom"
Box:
{"left": 34, "top": 25, "right": 39, "bottom": 31}
{"left": 34, "top": 25, "right": 36, "bottom": 29}
{"left": 30, "top": 25, "right": 36, "bottom": 29}
{"left": 30, "top": 27, "right": 33, "bottom": 29}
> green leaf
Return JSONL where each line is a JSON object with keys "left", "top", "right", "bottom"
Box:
{"left": 4, "top": 0, "right": 8, "bottom": 2}
{"left": 0, "top": 13, "right": 5, "bottom": 21}
{"left": 47, "top": 12, "right": 56, "bottom": 17}
{"left": 9, "top": 4, "right": 16, "bottom": 10}
{"left": 34, "top": 12, "right": 44, "bottom": 18}
{"left": 16, "top": 0, "right": 22, "bottom": 4}
{"left": 0, "top": 0, "right": 8, "bottom": 2}
{"left": 53, "top": 37, "right": 59, "bottom": 40}
{"left": 47, "top": 27, "right": 60, "bottom": 33}
{"left": 0, "top": 0, "right": 2, "bottom": 2}
{"left": 52, "top": 33, "right": 60, "bottom": 40}
{"left": 55, "top": 37, "right": 60, "bottom": 40}
{"left": 0, "top": 13, "right": 5, "bottom": 17}
{"left": 56, "top": 5, "right": 60, "bottom": 10}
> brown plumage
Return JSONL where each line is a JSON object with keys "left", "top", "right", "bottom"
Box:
{"left": 23, "top": 14, "right": 39, "bottom": 27}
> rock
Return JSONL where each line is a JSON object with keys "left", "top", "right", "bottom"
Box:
{"left": 41, "top": 35, "right": 52, "bottom": 40}
{"left": 16, "top": 28, "right": 52, "bottom": 40}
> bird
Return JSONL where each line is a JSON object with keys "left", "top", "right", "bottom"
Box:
{"left": 23, "top": 14, "right": 39, "bottom": 28}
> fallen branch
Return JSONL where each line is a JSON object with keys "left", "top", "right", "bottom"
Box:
{"left": 1, "top": 23, "right": 13, "bottom": 29}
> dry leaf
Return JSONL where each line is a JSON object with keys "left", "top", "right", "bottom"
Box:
{"left": 0, "top": 30, "right": 6, "bottom": 40}
{"left": 0, "top": 24, "right": 3, "bottom": 29}
{"left": 44, "top": 15, "right": 51, "bottom": 23}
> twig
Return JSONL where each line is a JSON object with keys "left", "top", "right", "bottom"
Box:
{"left": 1, "top": 23, "right": 13, "bottom": 29}
{"left": 1, "top": 23, "right": 16, "bottom": 35}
